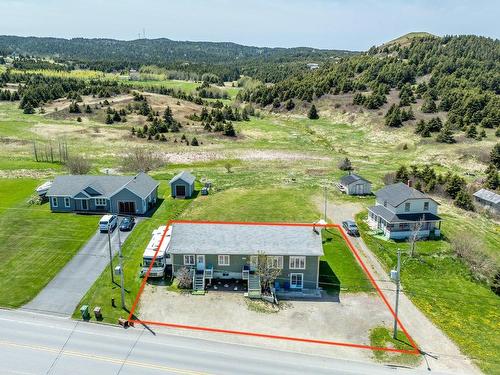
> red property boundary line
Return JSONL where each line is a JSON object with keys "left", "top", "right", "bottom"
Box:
{"left": 128, "top": 220, "right": 420, "bottom": 355}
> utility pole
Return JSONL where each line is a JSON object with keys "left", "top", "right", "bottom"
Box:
{"left": 117, "top": 222, "right": 126, "bottom": 309}
{"left": 323, "top": 184, "right": 327, "bottom": 222}
{"left": 391, "top": 249, "right": 402, "bottom": 339}
{"left": 107, "top": 228, "right": 115, "bottom": 284}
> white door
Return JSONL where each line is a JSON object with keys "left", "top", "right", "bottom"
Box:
{"left": 290, "top": 273, "right": 303, "bottom": 289}
{"left": 196, "top": 255, "right": 205, "bottom": 271}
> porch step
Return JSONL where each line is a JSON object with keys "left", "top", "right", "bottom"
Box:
{"left": 248, "top": 274, "right": 261, "bottom": 293}
{"left": 193, "top": 272, "right": 205, "bottom": 292}
{"left": 191, "top": 290, "right": 205, "bottom": 295}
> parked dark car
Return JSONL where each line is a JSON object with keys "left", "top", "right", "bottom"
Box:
{"left": 119, "top": 216, "right": 135, "bottom": 231}
{"left": 342, "top": 220, "right": 359, "bottom": 236}
{"left": 201, "top": 186, "right": 209, "bottom": 196}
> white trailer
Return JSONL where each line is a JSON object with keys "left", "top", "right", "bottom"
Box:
{"left": 140, "top": 225, "right": 172, "bottom": 278}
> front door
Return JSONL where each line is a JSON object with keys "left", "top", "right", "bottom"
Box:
{"left": 81, "top": 199, "right": 88, "bottom": 210}
{"left": 355, "top": 184, "right": 363, "bottom": 194}
{"left": 196, "top": 255, "right": 205, "bottom": 271}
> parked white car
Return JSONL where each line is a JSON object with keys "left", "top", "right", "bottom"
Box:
{"left": 99, "top": 215, "right": 118, "bottom": 233}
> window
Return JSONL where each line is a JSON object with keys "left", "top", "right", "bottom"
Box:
{"left": 183, "top": 255, "right": 195, "bottom": 266}
{"left": 267, "top": 256, "right": 283, "bottom": 269}
{"left": 218, "top": 255, "right": 230, "bottom": 266}
{"left": 423, "top": 201, "right": 429, "bottom": 211}
{"left": 95, "top": 198, "right": 106, "bottom": 206}
{"left": 289, "top": 256, "right": 306, "bottom": 270}
{"left": 51, "top": 197, "right": 58, "bottom": 207}
{"left": 290, "top": 273, "right": 303, "bottom": 289}
{"left": 250, "top": 256, "right": 258, "bottom": 267}
{"left": 64, "top": 197, "right": 70, "bottom": 208}
{"left": 383, "top": 200, "right": 388, "bottom": 207}
{"left": 404, "top": 202, "right": 411, "bottom": 212}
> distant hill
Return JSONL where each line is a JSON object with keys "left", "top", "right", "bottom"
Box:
{"left": 382, "top": 32, "right": 437, "bottom": 47}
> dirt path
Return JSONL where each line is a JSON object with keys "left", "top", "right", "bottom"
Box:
{"left": 315, "top": 198, "right": 482, "bottom": 374}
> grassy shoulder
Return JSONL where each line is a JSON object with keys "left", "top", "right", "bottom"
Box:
{"left": 369, "top": 326, "right": 422, "bottom": 366}
{"left": 0, "top": 178, "right": 97, "bottom": 307}
{"left": 356, "top": 211, "right": 500, "bottom": 374}
{"left": 320, "top": 228, "right": 372, "bottom": 294}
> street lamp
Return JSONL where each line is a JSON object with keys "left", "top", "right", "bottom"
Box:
{"left": 390, "top": 249, "right": 401, "bottom": 339}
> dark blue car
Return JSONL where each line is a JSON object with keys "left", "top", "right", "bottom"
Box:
{"left": 119, "top": 216, "right": 135, "bottom": 231}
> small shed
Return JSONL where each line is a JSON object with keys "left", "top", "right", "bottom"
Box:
{"left": 339, "top": 173, "right": 371, "bottom": 195}
{"left": 169, "top": 171, "right": 196, "bottom": 198}
{"left": 473, "top": 188, "right": 500, "bottom": 213}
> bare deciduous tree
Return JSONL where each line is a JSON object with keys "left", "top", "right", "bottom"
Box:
{"left": 255, "top": 252, "right": 282, "bottom": 292}
{"left": 65, "top": 156, "right": 92, "bottom": 174}
{"left": 408, "top": 218, "right": 425, "bottom": 257}
{"left": 176, "top": 267, "right": 192, "bottom": 289}
{"left": 121, "top": 147, "right": 163, "bottom": 173}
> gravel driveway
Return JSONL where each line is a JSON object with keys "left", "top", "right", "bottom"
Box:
{"left": 23, "top": 217, "right": 141, "bottom": 316}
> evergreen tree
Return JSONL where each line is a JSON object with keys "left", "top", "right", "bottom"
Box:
{"left": 445, "top": 174, "right": 466, "bottom": 199}
{"left": 454, "top": 190, "right": 474, "bottom": 211}
{"left": 191, "top": 137, "right": 199, "bottom": 146}
{"left": 223, "top": 122, "right": 236, "bottom": 136}
{"left": 421, "top": 95, "right": 437, "bottom": 113}
{"left": 415, "top": 119, "right": 426, "bottom": 134}
{"left": 490, "top": 143, "right": 500, "bottom": 168}
{"left": 105, "top": 114, "right": 113, "bottom": 124}
{"left": 427, "top": 117, "right": 443, "bottom": 132}
{"left": 308, "top": 104, "right": 319, "bottom": 119}
{"left": 436, "top": 125, "right": 456, "bottom": 144}
{"left": 485, "top": 165, "right": 499, "bottom": 190}
{"left": 285, "top": 99, "right": 295, "bottom": 111}
{"left": 385, "top": 104, "right": 403, "bottom": 127}
{"left": 395, "top": 165, "right": 410, "bottom": 183}
{"left": 23, "top": 103, "right": 35, "bottom": 114}
{"left": 85, "top": 105, "right": 92, "bottom": 113}
{"left": 113, "top": 112, "right": 121, "bottom": 122}
{"left": 465, "top": 124, "right": 477, "bottom": 138}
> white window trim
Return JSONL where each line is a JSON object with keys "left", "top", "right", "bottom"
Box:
{"left": 184, "top": 255, "right": 195, "bottom": 266}
{"left": 267, "top": 256, "right": 283, "bottom": 269}
{"left": 51, "top": 197, "right": 58, "bottom": 207}
{"left": 218, "top": 255, "right": 230, "bottom": 266}
{"left": 95, "top": 198, "right": 107, "bottom": 206}
{"left": 290, "top": 273, "right": 304, "bottom": 289}
{"left": 64, "top": 197, "right": 71, "bottom": 208}
{"left": 289, "top": 256, "right": 306, "bottom": 270}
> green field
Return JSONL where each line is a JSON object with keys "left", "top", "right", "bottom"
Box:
{"left": 0, "top": 179, "right": 97, "bottom": 307}
{"left": 356, "top": 212, "right": 500, "bottom": 374}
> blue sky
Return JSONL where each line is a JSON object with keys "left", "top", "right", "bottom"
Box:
{"left": 0, "top": 0, "right": 498, "bottom": 50}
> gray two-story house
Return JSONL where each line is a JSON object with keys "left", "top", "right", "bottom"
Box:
{"left": 46, "top": 172, "right": 159, "bottom": 215}
{"left": 167, "top": 222, "right": 324, "bottom": 296}
{"left": 368, "top": 182, "right": 442, "bottom": 240}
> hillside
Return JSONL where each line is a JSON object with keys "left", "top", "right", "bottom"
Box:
{"left": 0, "top": 35, "right": 356, "bottom": 81}
{"left": 382, "top": 32, "right": 436, "bottom": 47}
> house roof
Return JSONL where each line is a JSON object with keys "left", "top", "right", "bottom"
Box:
{"left": 473, "top": 189, "right": 500, "bottom": 204}
{"left": 375, "top": 182, "right": 437, "bottom": 207}
{"left": 368, "top": 205, "right": 441, "bottom": 224}
{"left": 340, "top": 173, "right": 371, "bottom": 186}
{"left": 169, "top": 171, "right": 195, "bottom": 185}
{"left": 168, "top": 223, "right": 324, "bottom": 256}
{"left": 46, "top": 172, "right": 159, "bottom": 199}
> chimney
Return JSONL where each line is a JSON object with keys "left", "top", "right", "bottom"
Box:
{"left": 407, "top": 179, "right": 412, "bottom": 187}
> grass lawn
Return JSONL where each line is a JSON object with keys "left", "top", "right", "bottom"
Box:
{"left": 320, "top": 228, "right": 373, "bottom": 294}
{"left": 369, "top": 326, "right": 422, "bottom": 366}
{"left": 0, "top": 178, "right": 98, "bottom": 307}
{"left": 73, "top": 182, "right": 193, "bottom": 323}
{"left": 356, "top": 212, "right": 500, "bottom": 374}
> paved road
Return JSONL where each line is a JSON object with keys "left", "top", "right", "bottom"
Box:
{"left": 0, "top": 309, "right": 442, "bottom": 375}
{"left": 23, "top": 218, "right": 140, "bottom": 316}
{"left": 320, "top": 200, "right": 481, "bottom": 375}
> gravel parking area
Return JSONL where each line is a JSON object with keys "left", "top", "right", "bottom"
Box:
{"left": 139, "top": 284, "right": 393, "bottom": 350}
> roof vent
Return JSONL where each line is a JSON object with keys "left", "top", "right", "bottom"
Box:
{"left": 407, "top": 179, "right": 412, "bottom": 187}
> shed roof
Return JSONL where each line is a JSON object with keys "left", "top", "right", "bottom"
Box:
{"left": 340, "top": 173, "right": 371, "bottom": 186}
{"left": 169, "top": 171, "right": 195, "bottom": 185}
{"left": 368, "top": 205, "right": 441, "bottom": 224}
{"left": 168, "top": 223, "right": 324, "bottom": 256}
{"left": 375, "top": 182, "right": 437, "bottom": 207}
{"left": 46, "top": 172, "right": 158, "bottom": 199}
{"left": 473, "top": 189, "right": 500, "bottom": 204}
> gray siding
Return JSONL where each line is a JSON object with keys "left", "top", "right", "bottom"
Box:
{"left": 173, "top": 254, "right": 319, "bottom": 289}
{"left": 111, "top": 188, "right": 144, "bottom": 214}
{"left": 346, "top": 181, "right": 371, "bottom": 195}
{"left": 170, "top": 180, "right": 194, "bottom": 198}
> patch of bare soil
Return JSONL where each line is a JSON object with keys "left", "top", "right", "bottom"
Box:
{"left": 0, "top": 169, "right": 57, "bottom": 179}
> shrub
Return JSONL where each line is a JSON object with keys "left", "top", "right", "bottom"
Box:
{"left": 338, "top": 157, "right": 353, "bottom": 171}
{"left": 176, "top": 267, "right": 192, "bottom": 289}
{"left": 308, "top": 104, "right": 319, "bottom": 119}
{"left": 65, "top": 156, "right": 92, "bottom": 174}
{"left": 120, "top": 148, "right": 163, "bottom": 173}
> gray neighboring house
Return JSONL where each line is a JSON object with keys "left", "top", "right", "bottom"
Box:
{"left": 169, "top": 171, "right": 195, "bottom": 198}
{"left": 473, "top": 189, "right": 500, "bottom": 213}
{"left": 368, "top": 182, "right": 442, "bottom": 240}
{"left": 339, "top": 173, "right": 371, "bottom": 195}
{"left": 168, "top": 223, "right": 324, "bottom": 296}
{"left": 46, "top": 172, "right": 159, "bottom": 215}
